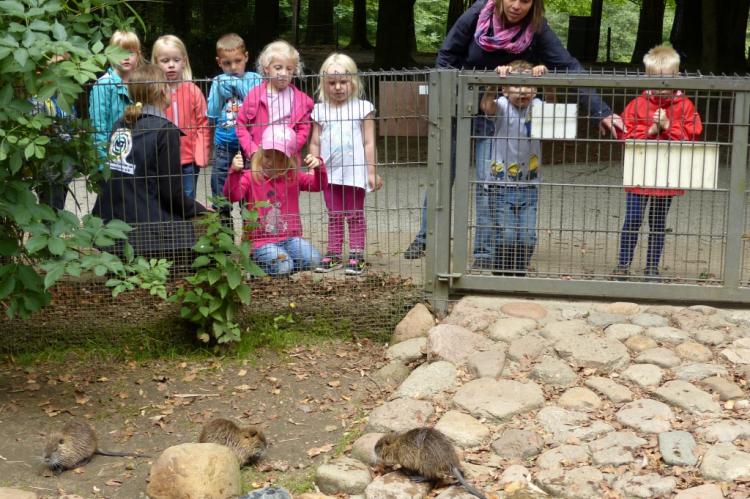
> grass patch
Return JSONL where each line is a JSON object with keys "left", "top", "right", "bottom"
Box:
{"left": 241, "top": 467, "right": 317, "bottom": 495}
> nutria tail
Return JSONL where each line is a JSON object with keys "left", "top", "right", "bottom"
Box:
{"left": 95, "top": 449, "right": 150, "bottom": 458}
{"left": 451, "top": 466, "right": 487, "bottom": 499}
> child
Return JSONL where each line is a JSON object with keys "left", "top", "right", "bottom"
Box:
{"left": 614, "top": 45, "right": 702, "bottom": 280}
{"left": 479, "top": 60, "right": 546, "bottom": 276}
{"left": 89, "top": 30, "right": 143, "bottom": 160}
{"left": 235, "top": 40, "right": 313, "bottom": 164}
{"left": 224, "top": 125, "right": 327, "bottom": 276}
{"left": 309, "top": 53, "right": 382, "bottom": 275}
{"left": 152, "top": 34, "right": 211, "bottom": 199}
{"left": 92, "top": 64, "right": 208, "bottom": 263}
{"left": 206, "top": 33, "right": 262, "bottom": 216}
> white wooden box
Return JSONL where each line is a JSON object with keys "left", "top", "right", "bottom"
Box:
{"left": 530, "top": 101, "right": 578, "bottom": 139}
{"left": 623, "top": 140, "right": 719, "bottom": 190}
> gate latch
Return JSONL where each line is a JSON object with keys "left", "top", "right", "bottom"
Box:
{"left": 436, "top": 272, "right": 463, "bottom": 282}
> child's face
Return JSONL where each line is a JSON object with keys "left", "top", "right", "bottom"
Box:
{"left": 117, "top": 50, "right": 139, "bottom": 75}
{"left": 646, "top": 68, "right": 678, "bottom": 97}
{"left": 265, "top": 57, "right": 295, "bottom": 91}
{"left": 503, "top": 85, "right": 536, "bottom": 108}
{"left": 324, "top": 64, "right": 353, "bottom": 104}
{"left": 155, "top": 45, "right": 186, "bottom": 82}
{"left": 216, "top": 49, "right": 248, "bottom": 76}
{"left": 262, "top": 149, "right": 290, "bottom": 176}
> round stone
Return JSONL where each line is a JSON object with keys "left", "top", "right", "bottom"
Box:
{"left": 596, "top": 302, "right": 641, "bottom": 315}
{"left": 625, "top": 335, "right": 658, "bottom": 352}
{"left": 675, "top": 341, "right": 713, "bottom": 362}
{"left": 694, "top": 329, "right": 726, "bottom": 346}
{"left": 616, "top": 398, "right": 674, "bottom": 433}
{"left": 558, "top": 387, "right": 602, "bottom": 411}
{"left": 500, "top": 302, "right": 548, "bottom": 320}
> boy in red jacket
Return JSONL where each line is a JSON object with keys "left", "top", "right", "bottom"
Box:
{"left": 614, "top": 45, "right": 703, "bottom": 280}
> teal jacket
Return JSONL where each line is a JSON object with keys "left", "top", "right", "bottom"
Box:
{"left": 89, "top": 67, "right": 131, "bottom": 159}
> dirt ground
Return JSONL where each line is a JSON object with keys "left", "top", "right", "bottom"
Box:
{"left": 0, "top": 339, "right": 390, "bottom": 498}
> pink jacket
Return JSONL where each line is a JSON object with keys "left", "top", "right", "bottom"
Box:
{"left": 235, "top": 81, "right": 313, "bottom": 159}
{"left": 223, "top": 163, "right": 328, "bottom": 249}
{"left": 165, "top": 82, "right": 211, "bottom": 167}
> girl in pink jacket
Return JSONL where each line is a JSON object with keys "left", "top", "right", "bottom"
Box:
{"left": 152, "top": 35, "right": 211, "bottom": 199}
{"left": 235, "top": 40, "right": 313, "bottom": 163}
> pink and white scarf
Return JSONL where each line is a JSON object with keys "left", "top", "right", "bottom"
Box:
{"left": 474, "top": 0, "right": 534, "bottom": 54}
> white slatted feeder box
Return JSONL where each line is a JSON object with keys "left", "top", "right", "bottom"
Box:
{"left": 622, "top": 140, "right": 719, "bottom": 190}
{"left": 530, "top": 101, "right": 578, "bottom": 139}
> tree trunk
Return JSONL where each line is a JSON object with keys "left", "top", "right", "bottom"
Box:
{"left": 347, "top": 0, "right": 372, "bottom": 49}
{"left": 716, "top": 0, "right": 750, "bottom": 72}
{"left": 589, "top": 0, "right": 603, "bottom": 62}
{"left": 631, "top": 0, "right": 666, "bottom": 64}
{"left": 669, "top": 0, "right": 702, "bottom": 69}
{"left": 374, "top": 0, "right": 417, "bottom": 69}
{"left": 407, "top": 2, "right": 417, "bottom": 54}
{"left": 446, "top": 0, "right": 469, "bottom": 34}
{"left": 305, "top": 0, "right": 336, "bottom": 45}
{"left": 700, "top": 0, "right": 718, "bottom": 72}
{"left": 254, "top": 0, "right": 280, "bottom": 54}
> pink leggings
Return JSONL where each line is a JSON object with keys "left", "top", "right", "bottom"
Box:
{"left": 323, "top": 184, "right": 366, "bottom": 254}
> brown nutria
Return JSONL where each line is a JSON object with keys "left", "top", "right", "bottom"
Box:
{"left": 43, "top": 419, "right": 149, "bottom": 473}
{"left": 374, "top": 427, "right": 487, "bottom": 499}
{"left": 198, "top": 418, "right": 267, "bottom": 466}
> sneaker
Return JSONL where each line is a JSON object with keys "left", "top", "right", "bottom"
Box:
{"left": 404, "top": 239, "right": 426, "bottom": 259}
{"left": 643, "top": 267, "right": 663, "bottom": 282}
{"left": 314, "top": 253, "right": 342, "bottom": 273}
{"left": 345, "top": 254, "right": 366, "bottom": 275}
{"left": 611, "top": 265, "right": 630, "bottom": 281}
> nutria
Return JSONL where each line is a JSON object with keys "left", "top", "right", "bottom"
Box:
{"left": 198, "top": 418, "right": 267, "bottom": 466}
{"left": 374, "top": 427, "right": 487, "bottom": 499}
{"left": 43, "top": 419, "right": 148, "bottom": 473}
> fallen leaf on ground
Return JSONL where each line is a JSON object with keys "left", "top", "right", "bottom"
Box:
{"left": 306, "top": 443, "right": 334, "bottom": 457}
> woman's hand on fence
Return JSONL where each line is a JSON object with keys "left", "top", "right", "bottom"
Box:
{"left": 531, "top": 65, "right": 547, "bottom": 76}
{"left": 231, "top": 152, "right": 244, "bottom": 172}
{"left": 599, "top": 114, "right": 624, "bottom": 137}
{"left": 304, "top": 154, "right": 321, "bottom": 171}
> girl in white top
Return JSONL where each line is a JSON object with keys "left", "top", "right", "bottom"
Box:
{"left": 309, "top": 53, "right": 382, "bottom": 275}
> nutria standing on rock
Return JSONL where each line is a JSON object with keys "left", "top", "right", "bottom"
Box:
{"left": 199, "top": 418, "right": 267, "bottom": 466}
{"left": 43, "top": 419, "right": 149, "bottom": 473}
{"left": 374, "top": 427, "right": 487, "bottom": 499}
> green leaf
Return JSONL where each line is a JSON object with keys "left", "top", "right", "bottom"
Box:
{"left": 236, "top": 283, "right": 251, "bottom": 304}
{"left": 43, "top": 264, "right": 65, "bottom": 289}
{"left": 0, "top": 0, "right": 24, "bottom": 16}
{"left": 207, "top": 268, "right": 221, "bottom": 285}
{"left": 23, "top": 142, "right": 35, "bottom": 159}
{"left": 25, "top": 235, "right": 49, "bottom": 254}
{"left": 51, "top": 21, "right": 67, "bottom": 41}
{"left": 13, "top": 47, "right": 28, "bottom": 67}
{"left": 93, "top": 265, "right": 107, "bottom": 276}
{"left": 192, "top": 255, "right": 210, "bottom": 268}
{"left": 226, "top": 265, "right": 241, "bottom": 290}
{"left": 0, "top": 274, "right": 16, "bottom": 300}
{"left": 47, "top": 237, "right": 65, "bottom": 256}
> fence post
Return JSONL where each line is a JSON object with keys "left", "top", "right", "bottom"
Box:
{"left": 724, "top": 91, "right": 750, "bottom": 288}
{"left": 425, "top": 69, "right": 456, "bottom": 315}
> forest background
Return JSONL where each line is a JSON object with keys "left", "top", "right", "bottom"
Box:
{"left": 132, "top": 0, "right": 750, "bottom": 78}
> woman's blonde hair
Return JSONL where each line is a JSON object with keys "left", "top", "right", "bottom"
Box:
{"left": 250, "top": 147, "right": 298, "bottom": 182}
{"left": 109, "top": 29, "right": 144, "bottom": 66}
{"left": 316, "top": 52, "right": 363, "bottom": 103}
{"left": 256, "top": 40, "right": 303, "bottom": 76}
{"left": 151, "top": 34, "right": 193, "bottom": 80}
{"left": 643, "top": 45, "right": 680, "bottom": 75}
{"left": 494, "top": 0, "right": 545, "bottom": 33}
{"left": 123, "top": 64, "right": 169, "bottom": 126}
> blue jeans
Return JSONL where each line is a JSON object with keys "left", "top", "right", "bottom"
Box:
{"left": 253, "top": 237, "right": 321, "bottom": 276}
{"left": 491, "top": 185, "right": 539, "bottom": 248}
{"left": 181, "top": 163, "right": 199, "bottom": 199}
{"left": 211, "top": 143, "right": 238, "bottom": 213}
{"left": 618, "top": 193, "right": 674, "bottom": 270}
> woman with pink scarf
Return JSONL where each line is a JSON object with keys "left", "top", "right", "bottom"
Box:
{"left": 404, "top": 0, "right": 623, "bottom": 269}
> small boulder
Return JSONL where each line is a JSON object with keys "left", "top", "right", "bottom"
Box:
{"left": 392, "top": 304, "right": 435, "bottom": 344}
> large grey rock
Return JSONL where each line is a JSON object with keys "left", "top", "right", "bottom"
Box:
{"left": 507, "top": 333, "right": 550, "bottom": 361}
{"left": 616, "top": 399, "right": 674, "bottom": 433}
{"left": 728, "top": 310, "right": 750, "bottom": 327}
{"left": 702, "top": 376, "right": 745, "bottom": 400}
{"left": 624, "top": 335, "right": 658, "bottom": 352}
{"left": 426, "top": 324, "right": 496, "bottom": 365}
{"left": 385, "top": 337, "right": 426, "bottom": 363}
{"left": 672, "top": 363, "right": 728, "bottom": 381}
{"left": 392, "top": 304, "right": 435, "bottom": 344}
{"left": 554, "top": 334, "right": 630, "bottom": 373}
{"left": 620, "top": 364, "right": 664, "bottom": 387}
{"left": 366, "top": 398, "right": 434, "bottom": 433}
{"left": 467, "top": 349, "right": 506, "bottom": 379}
{"left": 700, "top": 443, "right": 750, "bottom": 480}
{"left": 394, "top": 361, "right": 456, "bottom": 399}
{"left": 537, "top": 466, "right": 605, "bottom": 499}
{"left": 373, "top": 361, "right": 411, "bottom": 387}
{"left": 499, "top": 464, "right": 531, "bottom": 486}
{"left": 721, "top": 347, "right": 750, "bottom": 364}
{"left": 453, "top": 378, "right": 544, "bottom": 421}
{"left": 488, "top": 317, "right": 537, "bottom": 343}
{"left": 147, "top": 443, "right": 241, "bottom": 499}
{"left": 645, "top": 326, "right": 690, "bottom": 343}
{"left": 445, "top": 298, "right": 502, "bottom": 333}
{"left": 539, "top": 320, "right": 591, "bottom": 342}
{"left": 589, "top": 431, "right": 646, "bottom": 466}
{"left": 631, "top": 313, "right": 669, "bottom": 328}
{"left": 596, "top": 302, "right": 640, "bottom": 315}
{"left": 606, "top": 323, "right": 644, "bottom": 342}
{"left": 658, "top": 431, "right": 697, "bottom": 466}
{"left": 674, "top": 484, "right": 725, "bottom": 499}
{"left": 240, "top": 487, "right": 291, "bottom": 499}
{"left": 500, "top": 301, "right": 548, "bottom": 320}
{"left": 434, "top": 411, "right": 489, "bottom": 447}
{"left": 654, "top": 380, "right": 722, "bottom": 415}
{"left": 587, "top": 312, "right": 627, "bottom": 328}
{"left": 530, "top": 356, "right": 578, "bottom": 387}
{"left": 537, "top": 406, "right": 613, "bottom": 443}
{"left": 675, "top": 341, "right": 713, "bottom": 362}
{"left": 491, "top": 429, "right": 544, "bottom": 459}
{"left": 364, "top": 471, "right": 430, "bottom": 499}
{"left": 558, "top": 387, "right": 602, "bottom": 411}
{"left": 635, "top": 347, "right": 681, "bottom": 368}
{"left": 694, "top": 329, "right": 726, "bottom": 346}
{"left": 697, "top": 419, "right": 750, "bottom": 443}
{"left": 351, "top": 433, "right": 384, "bottom": 466}
{"left": 315, "top": 457, "right": 372, "bottom": 495}
{"left": 613, "top": 472, "right": 677, "bottom": 498}
{"left": 585, "top": 376, "right": 633, "bottom": 403}
{"left": 537, "top": 444, "right": 589, "bottom": 469}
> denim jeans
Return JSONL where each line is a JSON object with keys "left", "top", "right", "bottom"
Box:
{"left": 210, "top": 143, "right": 238, "bottom": 212}
{"left": 181, "top": 163, "right": 199, "bottom": 199}
{"left": 491, "top": 185, "right": 539, "bottom": 248}
{"left": 618, "top": 193, "right": 674, "bottom": 270}
{"left": 253, "top": 237, "right": 321, "bottom": 276}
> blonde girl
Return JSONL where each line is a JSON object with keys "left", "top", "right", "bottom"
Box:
{"left": 93, "top": 64, "right": 207, "bottom": 263}
{"left": 309, "top": 53, "right": 381, "bottom": 275}
{"left": 89, "top": 30, "right": 143, "bottom": 159}
{"left": 151, "top": 34, "right": 210, "bottom": 198}
{"left": 224, "top": 125, "right": 327, "bottom": 276}
{"left": 235, "top": 40, "right": 313, "bottom": 164}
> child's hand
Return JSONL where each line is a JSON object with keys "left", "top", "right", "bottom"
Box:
{"left": 495, "top": 65, "right": 513, "bottom": 77}
{"left": 231, "top": 152, "right": 244, "bottom": 172}
{"left": 369, "top": 173, "right": 383, "bottom": 191}
{"left": 657, "top": 109, "right": 670, "bottom": 130}
{"left": 304, "top": 154, "right": 321, "bottom": 170}
{"left": 531, "top": 65, "right": 547, "bottom": 76}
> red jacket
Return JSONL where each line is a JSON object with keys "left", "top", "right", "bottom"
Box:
{"left": 165, "top": 82, "right": 211, "bottom": 167}
{"left": 620, "top": 90, "right": 703, "bottom": 196}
